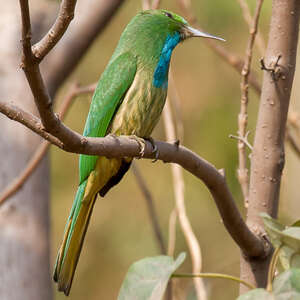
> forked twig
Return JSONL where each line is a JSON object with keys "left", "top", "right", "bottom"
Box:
{"left": 0, "top": 82, "right": 95, "bottom": 205}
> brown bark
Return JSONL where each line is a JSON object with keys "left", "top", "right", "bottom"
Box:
{"left": 240, "top": 0, "right": 300, "bottom": 291}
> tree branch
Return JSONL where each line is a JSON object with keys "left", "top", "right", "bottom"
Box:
{"left": 0, "top": 82, "right": 96, "bottom": 205}
{"left": 237, "top": 0, "right": 266, "bottom": 55}
{"left": 176, "top": 0, "right": 262, "bottom": 95}
{"left": 241, "top": 0, "right": 300, "bottom": 290}
{"left": 237, "top": 0, "right": 264, "bottom": 207}
{"left": 32, "top": 0, "right": 77, "bottom": 61}
{"left": 0, "top": 98, "right": 265, "bottom": 257}
{"left": 248, "top": 0, "right": 300, "bottom": 234}
{"left": 0, "top": 100, "right": 63, "bottom": 147}
{"left": 44, "top": 0, "right": 125, "bottom": 97}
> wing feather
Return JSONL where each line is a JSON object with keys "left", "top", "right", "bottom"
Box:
{"left": 79, "top": 52, "right": 137, "bottom": 184}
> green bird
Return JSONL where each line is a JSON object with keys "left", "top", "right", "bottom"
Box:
{"left": 54, "top": 9, "right": 224, "bottom": 295}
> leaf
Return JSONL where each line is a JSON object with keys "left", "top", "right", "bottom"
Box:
{"left": 261, "top": 214, "right": 300, "bottom": 270}
{"left": 273, "top": 268, "right": 300, "bottom": 299}
{"left": 261, "top": 213, "right": 285, "bottom": 248}
{"left": 291, "top": 220, "right": 300, "bottom": 227}
{"left": 237, "top": 269, "right": 300, "bottom": 300}
{"left": 281, "top": 227, "right": 300, "bottom": 252}
{"left": 118, "top": 253, "right": 186, "bottom": 300}
{"left": 236, "top": 288, "right": 273, "bottom": 300}
{"left": 278, "top": 246, "right": 295, "bottom": 271}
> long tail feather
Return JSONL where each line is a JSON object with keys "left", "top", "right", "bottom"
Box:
{"left": 53, "top": 180, "right": 97, "bottom": 296}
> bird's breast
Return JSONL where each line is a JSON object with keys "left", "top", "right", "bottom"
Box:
{"left": 109, "top": 68, "right": 167, "bottom": 137}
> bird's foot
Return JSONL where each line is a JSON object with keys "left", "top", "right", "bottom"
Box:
{"left": 128, "top": 135, "right": 159, "bottom": 161}
{"left": 144, "top": 137, "right": 159, "bottom": 162}
{"left": 128, "top": 135, "right": 147, "bottom": 158}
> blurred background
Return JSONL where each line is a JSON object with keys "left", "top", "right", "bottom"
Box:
{"left": 46, "top": 0, "right": 300, "bottom": 299}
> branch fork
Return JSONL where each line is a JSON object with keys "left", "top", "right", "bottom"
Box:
{"left": 260, "top": 54, "right": 283, "bottom": 81}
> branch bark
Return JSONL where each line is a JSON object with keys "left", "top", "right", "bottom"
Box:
{"left": 0, "top": 83, "right": 95, "bottom": 205}
{"left": 0, "top": 99, "right": 265, "bottom": 258}
{"left": 32, "top": 0, "right": 77, "bottom": 60}
{"left": 240, "top": 0, "right": 300, "bottom": 291}
{"left": 237, "top": 0, "right": 264, "bottom": 207}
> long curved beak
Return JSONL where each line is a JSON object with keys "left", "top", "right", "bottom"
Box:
{"left": 186, "top": 26, "right": 225, "bottom": 42}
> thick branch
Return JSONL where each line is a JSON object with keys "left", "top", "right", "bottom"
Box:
{"left": 0, "top": 82, "right": 96, "bottom": 205}
{"left": 0, "top": 100, "right": 265, "bottom": 257}
{"left": 240, "top": 0, "right": 300, "bottom": 290}
{"left": 248, "top": 0, "right": 300, "bottom": 229}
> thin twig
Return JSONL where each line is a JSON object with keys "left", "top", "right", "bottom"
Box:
{"left": 237, "top": 0, "right": 266, "bottom": 55}
{"left": 32, "top": 0, "right": 77, "bottom": 60}
{"left": 167, "top": 208, "right": 177, "bottom": 256}
{"left": 165, "top": 71, "right": 184, "bottom": 259}
{"left": 176, "top": 0, "right": 262, "bottom": 95}
{"left": 163, "top": 97, "right": 207, "bottom": 300}
{"left": 142, "top": 0, "right": 151, "bottom": 10}
{"left": 0, "top": 140, "right": 49, "bottom": 205}
{"left": 0, "top": 83, "right": 95, "bottom": 205}
{"left": 131, "top": 163, "right": 166, "bottom": 254}
{"left": 237, "top": 0, "right": 264, "bottom": 207}
{"left": 151, "top": 0, "right": 161, "bottom": 9}
{"left": 229, "top": 133, "right": 253, "bottom": 151}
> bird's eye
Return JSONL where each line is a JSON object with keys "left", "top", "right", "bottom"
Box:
{"left": 163, "top": 12, "right": 173, "bottom": 19}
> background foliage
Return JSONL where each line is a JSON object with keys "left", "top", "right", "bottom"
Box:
{"left": 50, "top": 0, "right": 300, "bottom": 299}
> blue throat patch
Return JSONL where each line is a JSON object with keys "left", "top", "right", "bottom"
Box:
{"left": 153, "top": 32, "right": 181, "bottom": 89}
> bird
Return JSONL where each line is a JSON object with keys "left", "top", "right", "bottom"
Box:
{"left": 53, "top": 9, "right": 224, "bottom": 295}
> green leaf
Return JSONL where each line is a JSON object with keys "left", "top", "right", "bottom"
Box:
{"left": 261, "top": 214, "right": 300, "bottom": 271}
{"left": 281, "top": 227, "right": 300, "bottom": 252}
{"left": 278, "top": 246, "right": 295, "bottom": 271}
{"left": 291, "top": 220, "right": 300, "bottom": 227}
{"left": 237, "top": 269, "right": 300, "bottom": 300}
{"left": 118, "top": 253, "right": 186, "bottom": 300}
{"left": 273, "top": 269, "right": 300, "bottom": 299}
{"left": 236, "top": 288, "right": 273, "bottom": 300}
{"left": 261, "top": 213, "right": 285, "bottom": 248}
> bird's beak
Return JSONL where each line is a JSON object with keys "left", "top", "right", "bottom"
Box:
{"left": 184, "top": 25, "right": 225, "bottom": 42}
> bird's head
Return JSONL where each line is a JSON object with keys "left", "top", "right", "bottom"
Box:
{"left": 141, "top": 9, "right": 225, "bottom": 42}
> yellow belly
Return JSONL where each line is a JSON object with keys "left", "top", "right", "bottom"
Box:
{"left": 109, "top": 68, "right": 167, "bottom": 137}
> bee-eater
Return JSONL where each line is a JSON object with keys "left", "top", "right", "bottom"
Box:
{"left": 54, "top": 9, "right": 224, "bottom": 295}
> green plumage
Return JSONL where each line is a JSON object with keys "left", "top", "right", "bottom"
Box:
{"left": 54, "top": 9, "right": 223, "bottom": 295}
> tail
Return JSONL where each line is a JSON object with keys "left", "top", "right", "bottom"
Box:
{"left": 53, "top": 179, "right": 96, "bottom": 296}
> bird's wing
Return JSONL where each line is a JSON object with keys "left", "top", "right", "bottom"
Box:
{"left": 79, "top": 52, "right": 137, "bottom": 184}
